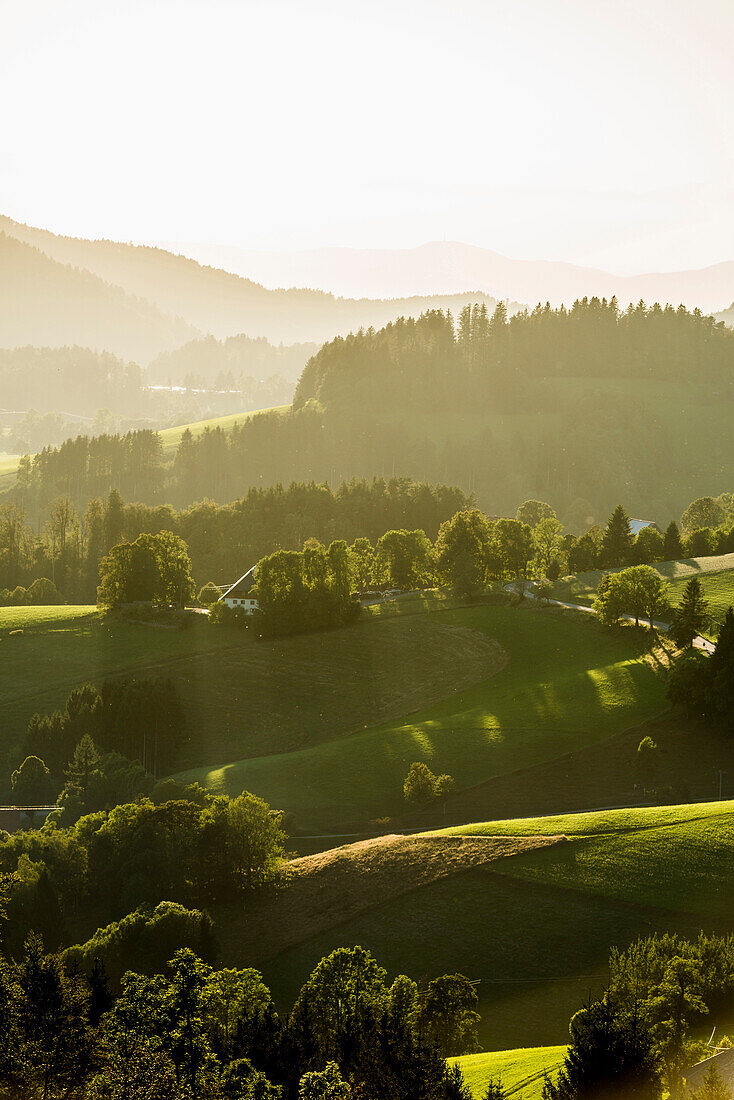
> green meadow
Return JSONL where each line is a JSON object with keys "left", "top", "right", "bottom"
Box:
{"left": 256, "top": 802, "right": 734, "bottom": 1050}
{"left": 451, "top": 1046, "right": 567, "bottom": 1100}
{"left": 179, "top": 602, "right": 668, "bottom": 829}
{"left": 552, "top": 552, "right": 734, "bottom": 609}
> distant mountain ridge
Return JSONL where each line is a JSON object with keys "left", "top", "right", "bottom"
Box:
{"left": 166, "top": 238, "right": 734, "bottom": 314}
{"left": 0, "top": 233, "right": 198, "bottom": 363}
{"left": 0, "top": 216, "right": 510, "bottom": 359}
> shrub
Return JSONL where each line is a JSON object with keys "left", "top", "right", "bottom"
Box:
{"left": 209, "top": 601, "right": 250, "bottom": 628}
{"left": 26, "top": 578, "right": 65, "bottom": 605}
{"left": 404, "top": 762, "right": 454, "bottom": 805}
{"left": 62, "top": 901, "right": 217, "bottom": 989}
{"left": 197, "top": 581, "right": 221, "bottom": 606}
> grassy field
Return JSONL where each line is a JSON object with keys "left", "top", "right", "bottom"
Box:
{"left": 0, "top": 603, "right": 505, "bottom": 774}
{"left": 178, "top": 602, "right": 668, "bottom": 829}
{"left": 0, "top": 604, "right": 97, "bottom": 631}
{"left": 251, "top": 802, "right": 734, "bottom": 1051}
{"left": 551, "top": 555, "right": 734, "bottom": 640}
{"left": 451, "top": 1046, "right": 567, "bottom": 1100}
{"left": 157, "top": 405, "right": 289, "bottom": 458}
{"left": 0, "top": 407, "right": 292, "bottom": 491}
{"left": 666, "top": 569, "right": 734, "bottom": 632}
{"left": 427, "top": 800, "right": 734, "bottom": 839}
{"left": 0, "top": 452, "right": 20, "bottom": 491}
{"left": 432, "top": 802, "right": 734, "bottom": 919}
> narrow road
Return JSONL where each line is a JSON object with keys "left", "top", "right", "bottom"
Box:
{"left": 504, "top": 583, "right": 715, "bottom": 654}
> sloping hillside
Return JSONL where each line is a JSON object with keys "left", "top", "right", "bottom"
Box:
{"left": 552, "top": 553, "right": 734, "bottom": 631}
{"left": 0, "top": 233, "right": 197, "bottom": 362}
{"left": 0, "top": 215, "right": 503, "bottom": 346}
{"left": 178, "top": 601, "right": 668, "bottom": 829}
{"left": 0, "top": 605, "right": 505, "bottom": 772}
{"left": 252, "top": 803, "right": 734, "bottom": 1050}
{"left": 215, "top": 833, "right": 562, "bottom": 968}
{"left": 451, "top": 1046, "right": 567, "bottom": 1100}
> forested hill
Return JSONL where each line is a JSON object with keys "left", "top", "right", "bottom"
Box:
{"left": 295, "top": 298, "right": 733, "bottom": 413}
{"left": 8, "top": 298, "right": 734, "bottom": 521}
{"left": 0, "top": 215, "right": 505, "bottom": 350}
{"left": 148, "top": 333, "right": 319, "bottom": 386}
{"left": 0, "top": 233, "right": 197, "bottom": 363}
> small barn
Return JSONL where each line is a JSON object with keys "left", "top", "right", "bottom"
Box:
{"left": 220, "top": 567, "right": 258, "bottom": 613}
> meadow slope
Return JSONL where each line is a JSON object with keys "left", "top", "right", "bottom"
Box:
{"left": 0, "top": 606, "right": 503, "bottom": 769}
{"left": 451, "top": 1046, "right": 567, "bottom": 1100}
{"left": 250, "top": 802, "right": 734, "bottom": 1050}
{"left": 179, "top": 602, "right": 668, "bottom": 829}
{"left": 552, "top": 552, "right": 734, "bottom": 611}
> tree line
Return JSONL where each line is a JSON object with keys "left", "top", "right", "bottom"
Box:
{"left": 0, "top": 932, "right": 477, "bottom": 1099}
{"left": 7, "top": 298, "right": 734, "bottom": 520}
{"left": 12, "top": 678, "right": 187, "bottom": 806}
{"left": 0, "top": 786, "right": 286, "bottom": 955}
{"left": 0, "top": 478, "right": 469, "bottom": 602}
{"left": 296, "top": 298, "right": 734, "bottom": 414}
{"left": 0, "top": 776, "right": 481, "bottom": 1099}
{"left": 5, "top": 484, "right": 734, "bottom": 613}
{"left": 541, "top": 931, "right": 734, "bottom": 1100}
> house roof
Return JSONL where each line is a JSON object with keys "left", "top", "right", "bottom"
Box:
{"left": 684, "top": 1047, "right": 734, "bottom": 1090}
{"left": 629, "top": 518, "right": 658, "bottom": 536}
{"left": 220, "top": 566, "right": 257, "bottom": 601}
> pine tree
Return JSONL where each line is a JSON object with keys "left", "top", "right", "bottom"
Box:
{"left": 601, "top": 505, "right": 633, "bottom": 567}
{"left": 663, "top": 521, "right": 684, "bottom": 561}
{"left": 690, "top": 1064, "right": 733, "bottom": 1100}
{"left": 103, "top": 489, "right": 125, "bottom": 552}
{"left": 65, "top": 734, "right": 101, "bottom": 794}
{"left": 670, "top": 577, "right": 709, "bottom": 648}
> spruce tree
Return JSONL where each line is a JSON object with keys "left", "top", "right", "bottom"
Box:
{"left": 65, "top": 734, "right": 101, "bottom": 794}
{"left": 543, "top": 997, "right": 661, "bottom": 1100}
{"left": 103, "top": 488, "right": 125, "bottom": 553}
{"left": 670, "top": 577, "right": 709, "bottom": 648}
{"left": 601, "top": 505, "right": 633, "bottom": 567}
{"left": 663, "top": 521, "right": 683, "bottom": 561}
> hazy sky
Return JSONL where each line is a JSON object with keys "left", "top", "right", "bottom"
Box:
{"left": 2, "top": 0, "right": 734, "bottom": 272}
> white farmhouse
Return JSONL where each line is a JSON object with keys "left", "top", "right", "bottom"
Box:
{"left": 220, "top": 566, "right": 259, "bottom": 613}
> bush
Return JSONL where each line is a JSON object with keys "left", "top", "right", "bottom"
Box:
{"left": 404, "top": 762, "right": 454, "bottom": 805}
{"left": 197, "top": 581, "right": 221, "bottom": 606}
{"left": 535, "top": 579, "right": 552, "bottom": 601}
{"left": 62, "top": 901, "right": 217, "bottom": 989}
{"left": 26, "top": 578, "right": 65, "bottom": 605}
{"left": 209, "top": 601, "right": 251, "bottom": 628}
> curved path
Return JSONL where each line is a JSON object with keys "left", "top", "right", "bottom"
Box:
{"left": 504, "top": 582, "right": 714, "bottom": 654}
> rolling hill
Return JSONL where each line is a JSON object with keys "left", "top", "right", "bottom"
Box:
{"left": 228, "top": 802, "right": 734, "bottom": 1051}
{"left": 169, "top": 238, "right": 734, "bottom": 313}
{"left": 0, "top": 601, "right": 504, "bottom": 777}
{"left": 0, "top": 215, "right": 506, "bottom": 350}
{"left": 451, "top": 1046, "right": 567, "bottom": 1100}
{"left": 2, "top": 597, "right": 667, "bottom": 827}
{"left": 0, "top": 233, "right": 197, "bottom": 362}
{"left": 552, "top": 552, "right": 734, "bottom": 631}
{"left": 176, "top": 600, "right": 668, "bottom": 829}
